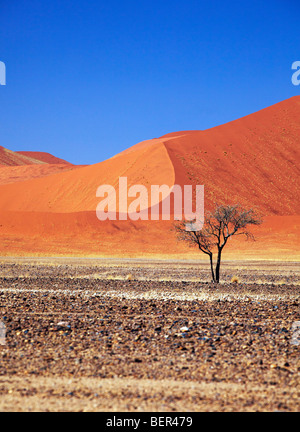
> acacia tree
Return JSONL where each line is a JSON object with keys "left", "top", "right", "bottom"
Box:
{"left": 175, "top": 204, "right": 262, "bottom": 283}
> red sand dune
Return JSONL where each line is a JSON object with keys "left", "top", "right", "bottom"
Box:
{"left": 0, "top": 96, "right": 299, "bottom": 258}
{"left": 0, "top": 146, "right": 46, "bottom": 166}
{"left": 0, "top": 140, "right": 175, "bottom": 212}
{"left": 163, "top": 96, "right": 300, "bottom": 216}
{"left": 16, "top": 151, "right": 72, "bottom": 165}
{"left": 0, "top": 147, "right": 78, "bottom": 184}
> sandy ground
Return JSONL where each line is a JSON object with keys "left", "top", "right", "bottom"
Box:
{"left": 0, "top": 258, "right": 299, "bottom": 412}
{"left": 0, "top": 376, "right": 298, "bottom": 412}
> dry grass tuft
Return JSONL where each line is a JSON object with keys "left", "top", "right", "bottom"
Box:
{"left": 231, "top": 275, "right": 240, "bottom": 284}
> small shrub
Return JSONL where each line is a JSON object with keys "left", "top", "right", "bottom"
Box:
{"left": 231, "top": 275, "right": 240, "bottom": 284}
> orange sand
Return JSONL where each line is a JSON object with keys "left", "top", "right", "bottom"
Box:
{"left": 0, "top": 97, "right": 299, "bottom": 259}
{"left": 0, "top": 164, "right": 84, "bottom": 185}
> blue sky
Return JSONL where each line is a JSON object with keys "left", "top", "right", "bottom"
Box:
{"left": 0, "top": 0, "right": 299, "bottom": 165}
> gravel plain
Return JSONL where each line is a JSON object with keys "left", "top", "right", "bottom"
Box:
{"left": 0, "top": 258, "right": 299, "bottom": 412}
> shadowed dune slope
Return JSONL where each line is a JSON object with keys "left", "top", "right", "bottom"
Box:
{"left": 163, "top": 96, "right": 300, "bottom": 216}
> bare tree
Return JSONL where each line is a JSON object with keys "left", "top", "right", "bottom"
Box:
{"left": 174, "top": 204, "right": 262, "bottom": 283}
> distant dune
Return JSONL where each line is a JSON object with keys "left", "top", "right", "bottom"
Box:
{"left": 0, "top": 146, "right": 72, "bottom": 167}
{"left": 16, "top": 151, "right": 72, "bottom": 165}
{"left": 0, "top": 139, "right": 174, "bottom": 212}
{"left": 0, "top": 96, "right": 299, "bottom": 258}
{"left": 0, "top": 146, "right": 45, "bottom": 166}
{"left": 0, "top": 147, "right": 79, "bottom": 185}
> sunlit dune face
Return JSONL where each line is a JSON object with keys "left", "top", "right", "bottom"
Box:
{"left": 0, "top": 97, "right": 299, "bottom": 258}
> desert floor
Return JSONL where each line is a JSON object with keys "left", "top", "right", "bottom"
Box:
{"left": 0, "top": 257, "right": 299, "bottom": 412}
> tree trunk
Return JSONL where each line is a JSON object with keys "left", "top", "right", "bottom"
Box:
{"left": 215, "top": 247, "right": 222, "bottom": 283}
{"left": 209, "top": 253, "right": 215, "bottom": 283}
